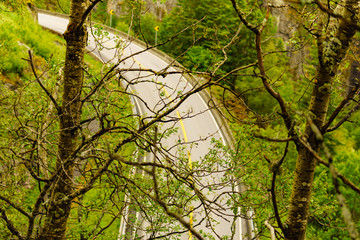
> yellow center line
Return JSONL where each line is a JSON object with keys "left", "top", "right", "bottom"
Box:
{"left": 133, "top": 59, "right": 190, "bottom": 146}
{"left": 163, "top": 88, "right": 194, "bottom": 240}
{"left": 175, "top": 111, "right": 189, "bottom": 143}
{"left": 133, "top": 58, "right": 194, "bottom": 239}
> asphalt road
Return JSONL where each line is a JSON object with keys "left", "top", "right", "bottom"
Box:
{"left": 37, "top": 12, "right": 253, "bottom": 240}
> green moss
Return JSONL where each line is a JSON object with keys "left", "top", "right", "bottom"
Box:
{"left": 318, "top": 83, "right": 333, "bottom": 94}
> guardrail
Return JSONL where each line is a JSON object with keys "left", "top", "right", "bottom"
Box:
{"left": 35, "top": 9, "right": 257, "bottom": 239}
{"left": 35, "top": 8, "right": 236, "bottom": 151}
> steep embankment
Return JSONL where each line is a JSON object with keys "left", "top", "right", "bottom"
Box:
{"left": 0, "top": 6, "right": 63, "bottom": 87}
{"left": 0, "top": 5, "right": 103, "bottom": 88}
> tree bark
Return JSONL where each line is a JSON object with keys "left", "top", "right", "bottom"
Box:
{"left": 37, "top": 1, "right": 89, "bottom": 239}
{"left": 284, "top": 1, "right": 360, "bottom": 239}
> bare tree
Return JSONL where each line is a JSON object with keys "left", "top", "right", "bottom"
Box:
{"left": 0, "top": 1, "right": 246, "bottom": 239}
{"left": 229, "top": 0, "right": 360, "bottom": 239}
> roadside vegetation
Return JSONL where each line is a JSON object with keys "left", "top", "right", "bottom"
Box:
{"left": 1, "top": 0, "right": 360, "bottom": 239}
{"left": 62, "top": 1, "right": 360, "bottom": 239}
{"left": 0, "top": 5, "right": 135, "bottom": 239}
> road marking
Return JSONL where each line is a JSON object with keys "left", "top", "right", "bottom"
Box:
{"left": 133, "top": 57, "right": 194, "bottom": 239}
{"left": 131, "top": 58, "right": 191, "bottom": 148}
{"left": 106, "top": 32, "right": 245, "bottom": 240}
{"left": 160, "top": 83, "right": 194, "bottom": 240}
{"left": 176, "top": 111, "right": 189, "bottom": 142}
{"left": 92, "top": 39, "right": 239, "bottom": 240}
{"left": 40, "top": 13, "right": 247, "bottom": 239}
{"left": 98, "top": 40, "right": 241, "bottom": 240}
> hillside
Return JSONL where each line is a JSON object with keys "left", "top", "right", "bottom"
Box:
{"left": 1, "top": 1, "right": 360, "bottom": 240}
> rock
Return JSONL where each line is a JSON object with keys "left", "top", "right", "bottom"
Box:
{"left": 107, "top": 0, "right": 178, "bottom": 20}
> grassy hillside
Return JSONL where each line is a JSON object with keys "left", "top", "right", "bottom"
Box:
{"left": 0, "top": 5, "right": 106, "bottom": 87}
{"left": 0, "top": 5, "right": 64, "bottom": 85}
{"left": 0, "top": 6, "right": 134, "bottom": 239}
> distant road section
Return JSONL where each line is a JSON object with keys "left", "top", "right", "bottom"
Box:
{"left": 37, "top": 11, "right": 254, "bottom": 240}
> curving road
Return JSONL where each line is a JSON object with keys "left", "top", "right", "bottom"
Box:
{"left": 37, "top": 11, "right": 254, "bottom": 240}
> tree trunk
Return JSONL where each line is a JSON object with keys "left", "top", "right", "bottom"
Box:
{"left": 37, "top": 0, "right": 89, "bottom": 239}
{"left": 284, "top": 1, "right": 360, "bottom": 239}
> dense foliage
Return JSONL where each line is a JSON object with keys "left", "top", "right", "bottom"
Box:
{"left": 0, "top": 7, "right": 135, "bottom": 239}
{"left": 2, "top": 1, "right": 360, "bottom": 239}
{"left": 0, "top": 7, "right": 61, "bottom": 82}
{"left": 156, "top": 1, "right": 360, "bottom": 239}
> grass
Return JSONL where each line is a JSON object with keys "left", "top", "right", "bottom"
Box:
{"left": 0, "top": 5, "right": 136, "bottom": 239}
{"left": 0, "top": 5, "right": 63, "bottom": 82}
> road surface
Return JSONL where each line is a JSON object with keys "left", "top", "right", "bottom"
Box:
{"left": 37, "top": 11, "right": 254, "bottom": 240}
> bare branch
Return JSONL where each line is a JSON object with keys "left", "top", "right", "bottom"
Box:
{"left": 322, "top": 81, "right": 360, "bottom": 132}
{"left": 299, "top": 136, "right": 360, "bottom": 195}
{"left": 264, "top": 218, "right": 276, "bottom": 240}
{"left": 301, "top": 117, "right": 360, "bottom": 239}
{"left": 230, "top": 1, "right": 294, "bottom": 133}
{"left": 74, "top": 0, "right": 102, "bottom": 33}
{"left": 26, "top": 50, "right": 62, "bottom": 115}
{"left": 323, "top": 137, "right": 360, "bottom": 240}
{"left": 314, "top": 0, "right": 360, "bottom": 31}
{"left": 270, "top": 142, "right": 289, "bottom": 232}
{"left": 327, "top": 102, "right": 360, "bottom": 132}
{"left": 0, "top": 208, "right": 24, "bottom": 240}
{"left": 153, "top": 195, "right": 205, "bottom": 240}
{"left": 0, "top": 195, "right": 30, "bottom": 219}
{"left": 230, "top": 0, "right": 258, "bottom": 33}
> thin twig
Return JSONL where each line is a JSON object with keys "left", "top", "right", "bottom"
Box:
{"left": 303, "top": 117, "right": 360, "bottom": 239}
{"left": 327, "top": 102, "right": 360, "bottom": 132}
{"left": 264, "top": 218, "right": 276, "bottom": 240}
{"left": 314, "top": 0, "right": 360, "bottom": 31}
{"left": 322, "top": 81, "right": 360, "bottom": 132}
{"left": 0, "top": 208, "right": 24, "bottom": 240}
{"left": 270, "top": 142, "right": 288, "bottom": 232}
{"left": 26, "top": 50, "right": 62, "bottom": 115}
{"left": 0, "top": 195, "right": 30, "bottom": 219}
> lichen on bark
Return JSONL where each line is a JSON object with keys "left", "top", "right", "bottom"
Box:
{"left": 36, "top": 1, "right": 90, "bottom": 239}
{"left": 284, "top": 1, "right": 360, "bottom": 240}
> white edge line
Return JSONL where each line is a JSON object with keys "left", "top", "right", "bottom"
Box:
{"left": 39, "top": 12, "right": 250, "bottom": 239}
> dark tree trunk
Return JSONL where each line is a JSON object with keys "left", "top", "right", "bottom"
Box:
{"left": 37, "top": 1, "right": 89, "bottom": 239}
{"left": 284, "top": 1, "right": 360, "bottom": 239}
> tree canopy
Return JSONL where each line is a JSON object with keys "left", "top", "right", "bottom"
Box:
{"left": 1, "top": 0, "right": 360, "bottom": 240}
